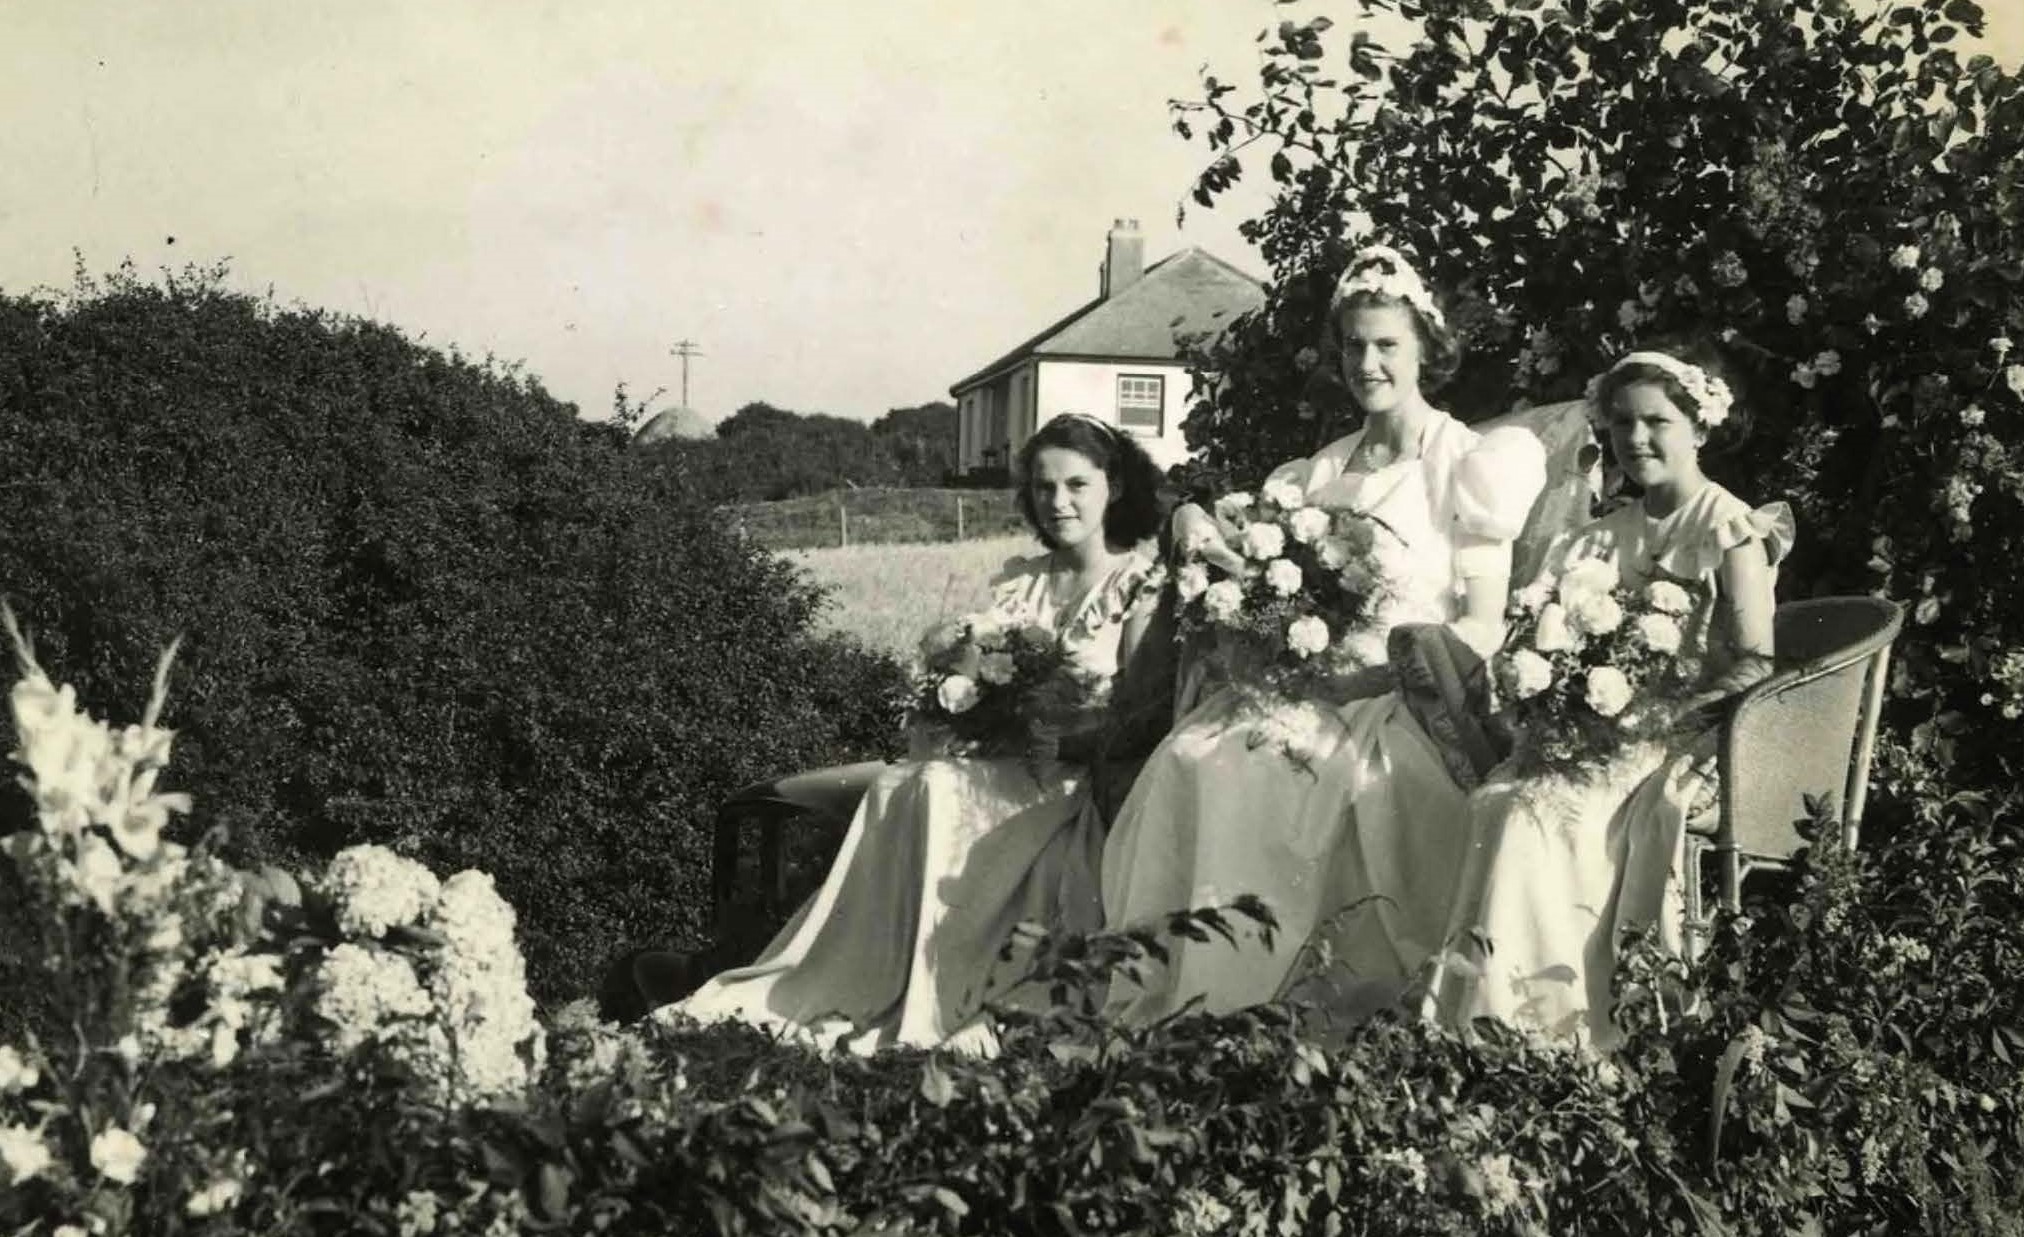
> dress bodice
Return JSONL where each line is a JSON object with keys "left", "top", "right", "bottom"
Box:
{"left": 984, "top": 548, "right": 1164, "bottom": 681}
{"left": 1548, "top": 482, "right": 1794, "bottom": 670}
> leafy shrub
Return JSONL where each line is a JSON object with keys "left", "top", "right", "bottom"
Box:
{"left": 0, "top": 264, "right": 908, "bottom": 1000}
{"left": 647, "top": 399, "right": 962, "bottom": 504}
{"left": 6, "top": 627, "right": 2023, "bottom": 1236}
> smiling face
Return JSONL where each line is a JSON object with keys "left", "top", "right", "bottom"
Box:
{"left": 1335, "top": 301, "right": 1426, "bottom": 417}
{"left": 1605, "top": 379, "right": 1705, "bottom": 494}
{"left": 1026, "top": 445, "right": 1113, "bottom": 550}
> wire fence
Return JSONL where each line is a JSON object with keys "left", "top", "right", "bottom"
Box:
{"left": 727, "top": 487, "right": 1025, "bottom": 552}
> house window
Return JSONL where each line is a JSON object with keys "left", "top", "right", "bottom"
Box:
{"left": 1117, "top": 374, "right": 1165, "bottom": 433}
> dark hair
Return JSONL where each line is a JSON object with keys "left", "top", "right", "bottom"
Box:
{"left": 1589, "top": 334, "right": 1752, "bottom": 458}
{"left": 1321, "top": 289, "right": 1463, "bottom": 395}
{"left": 1013, "top": 413, "right": 1165, "bottom": 550}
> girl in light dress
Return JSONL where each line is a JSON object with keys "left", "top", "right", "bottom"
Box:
{"left": 1431, "top": 346, "right": 1792, "bottom": 1049}
{"left": 665, "top": 414, "right": 1166, "bottom": 1053}
{"left": 1099, "top": 245, "right": 1549, "bottom": 1025}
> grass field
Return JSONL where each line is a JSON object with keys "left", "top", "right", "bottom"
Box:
{"left": 791, "top": 534, "right": 1028, "bottom": 660}
{"left": 733, "top": 487, "right": 1023, "bottom": 551}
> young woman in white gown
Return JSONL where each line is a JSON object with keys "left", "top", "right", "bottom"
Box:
{"left": 1099, "top": 246, "right": 1549, "bottom": 1025}
{"left": 1431, "top": 347, "right": 1791, "bottom": 1049}
{"left": 664, "top": 413, "right": 1166, "bottom": 1052}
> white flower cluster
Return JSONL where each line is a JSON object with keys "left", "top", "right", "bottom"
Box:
{"left": 309, "top": 849, "right": 546, "bottom": 1106}
{"left": 1177, "top": 486, "right": 1386, "bottom": 669}
{"left": 1329, "top": 243, "right": 1446, "bottom": 327}
{"left": 920, "top": 610, "right": 1056, "bottom": 719}
{"left": 1475, "top": 1152, "right": 1540, "bottom": 1218}
{"left": 319, "top": 844, "right": 441, "bottom": 938}
{"left": 1371, "top": 1147, "right": 1430, "bottom": 1194}
{"left": 1500, "top": 557, "right": 1700, "bottom": 773}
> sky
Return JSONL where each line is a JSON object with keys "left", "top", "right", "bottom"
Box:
{"left": 4, "top": 3, "right": 2021, "bottom": 426}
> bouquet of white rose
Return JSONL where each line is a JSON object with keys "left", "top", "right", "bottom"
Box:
{"left": 1493, "top": 557, "right": 1710, "bottom": 779}
{"left": 909, "top": 612, "right": 1100, "bottom": 759}
{"left": 1172, "top": 476, "right": 1395, "bottom": 703}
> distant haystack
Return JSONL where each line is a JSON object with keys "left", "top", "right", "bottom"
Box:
{"left": 633, "top": 405, "right": 715, "bottom": 445}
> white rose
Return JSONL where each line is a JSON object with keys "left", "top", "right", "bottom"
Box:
{"left": 1315, "top": 536, "right": 1352, "bottom": 569}
{"left": 1634, "top": 613, "right": 1683, "bottom": 654}
{"left": 976, "top": 652, "right": 1017, "bottom": 686}
{"left": 1919, "top": 267, "right": 1944, "bottom": 292}
{"left": 1175, "top": 563, "right": 1211, "bottom": 602}
{"left": 1504, "top": 649, "right": 1554, "bottom": 700}
{"left": 1203, "top": 580, "right": 1246, "bottom": 624}
{"left": 1643, "top": 581, "right": 1693, "bottom": 615}
{"left": 0, "top": 1046, "right": 36, "bottom": 1094}
{"left": 1785, "top": 294, "right": 1808, "bottom": 324}
{"left": 936, "top": 674, "right": 980, "bottom": 715}
{"left": 1240, "top": 522, "right": 1286, "bottom": 560}
{"left": 1533, "top": 603, "right": 1576, "bottom": 653}
{"left": 187, "top": 1176, "right": 246, "bottom": 1217}
{"left": 0, "top": 1125, "right": 53, "bottom": 1184}
{"left": 1287, "top": 506, "right": 1332, "bottom": 544}
{"left": 1905, "top": 292, "right": 1930, "bottom": 319}
{"left": 1573, "top": 592, "right": 1625, "bottom": 636}
{"left": 1890, "top": 243, "right": 1921, "bottom": 270}
{"left": 91, "top": 1126, "right": 148, "bottom": 1185}
{"left": 1513, "top": 576, "right": 1557, "bottom": 613}
{"left": 1214, "top": 492, "right": 1255, "bottom": 520}
{"left": 1558, "top": 557, "right": 1620, "bottom": 600}
{"left": 1962, "top": 404, "right": 1987, "bottom": 428}
{"left": 1584, "top": 666, "right": 1634, "bottom": 718}
{"left": 1264, "top": 558, "right": 1304, "bottom": 597}
{"left": 1260, "top": 478, "right": 1305, "bottom": 511}
{"left": 2006, "top": 365, "right": 2024, "bottom": 401}
{"left": 1286, "top": 616, "right": 1330, "bottom": 658}
{"left": 967, "top": 615, "right": 1008, "bottom": 651}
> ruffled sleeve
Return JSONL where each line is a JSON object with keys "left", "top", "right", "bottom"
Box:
{"left": 1654, "top": 488, "right": 1796, "bottom": 581}
{"left": 1448, "top": 425, "right": 1549, "bottom": 581}
{"left": 987, "top": 554, "right": 1048, "bottom": 617}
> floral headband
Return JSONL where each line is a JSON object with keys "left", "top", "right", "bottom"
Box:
{"left": 1584, "top": 351, "right": 1734, "bottom": 428}
{"left": 1329, "top": 244, "right": 1446, "bottom": 328}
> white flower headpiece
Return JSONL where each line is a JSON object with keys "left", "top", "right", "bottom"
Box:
{"left": 1584, "top": 351, "right": 1734, "bottom": 428}
{"left": 1329, "top": 244, "right": 1445, "bottom": 328}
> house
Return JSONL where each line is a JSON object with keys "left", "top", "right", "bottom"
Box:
{"left": 948, "top": 219, "right": 1266, "bottom": 474}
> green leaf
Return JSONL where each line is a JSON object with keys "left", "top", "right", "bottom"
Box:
{"left": 537, "top": 1162, "right": 572, "bottom": 1222}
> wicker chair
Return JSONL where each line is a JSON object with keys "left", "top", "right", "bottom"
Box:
{"left": 1682, "top": 595, "right": 1903, "bottom": 939}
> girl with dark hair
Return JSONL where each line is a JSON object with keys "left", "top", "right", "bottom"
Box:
{"left": 1100, "top": 244, "right": 1552, "bottom": 1025}
{"left": 665, "top": 411, "right": 1165, "bottom": 1053}
{"left": 1430, "top": 345, "right": 1792, "bottom": 1048}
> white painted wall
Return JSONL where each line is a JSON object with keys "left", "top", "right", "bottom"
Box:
{"left": 1031, "top": 358, "right": 1194, "bottom": 469}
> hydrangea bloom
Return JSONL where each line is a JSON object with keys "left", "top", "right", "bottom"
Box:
{"left": 320, "top": 845, "right": 441, "bottom": 939}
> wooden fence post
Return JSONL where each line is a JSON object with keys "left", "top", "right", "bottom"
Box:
{"left": 955, "top": 494, "right": 965, "bottom": 541}
{"left": 838, "top": 498, "right": 849, "bottom": 548}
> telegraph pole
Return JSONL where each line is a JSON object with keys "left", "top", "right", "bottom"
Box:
{"left": 669, "top": 339, "right": 703, "bottom": 409}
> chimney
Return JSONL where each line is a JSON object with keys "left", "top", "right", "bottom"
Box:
{"left": 1100, "top": 218, "right": 1145, "bottom": 299}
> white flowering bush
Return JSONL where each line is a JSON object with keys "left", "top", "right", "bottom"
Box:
{"left": 1492, "top": 562, "right": 1709, "bottom": 779}
{"left": 1174, "top": 482, "right": 1395, "bottom": 704}
{"left": 1168, "top": 0, "right": 2024, "bottom": 819}
{"left": 294, "top": 846, "right": 547, "bottom": 1107}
